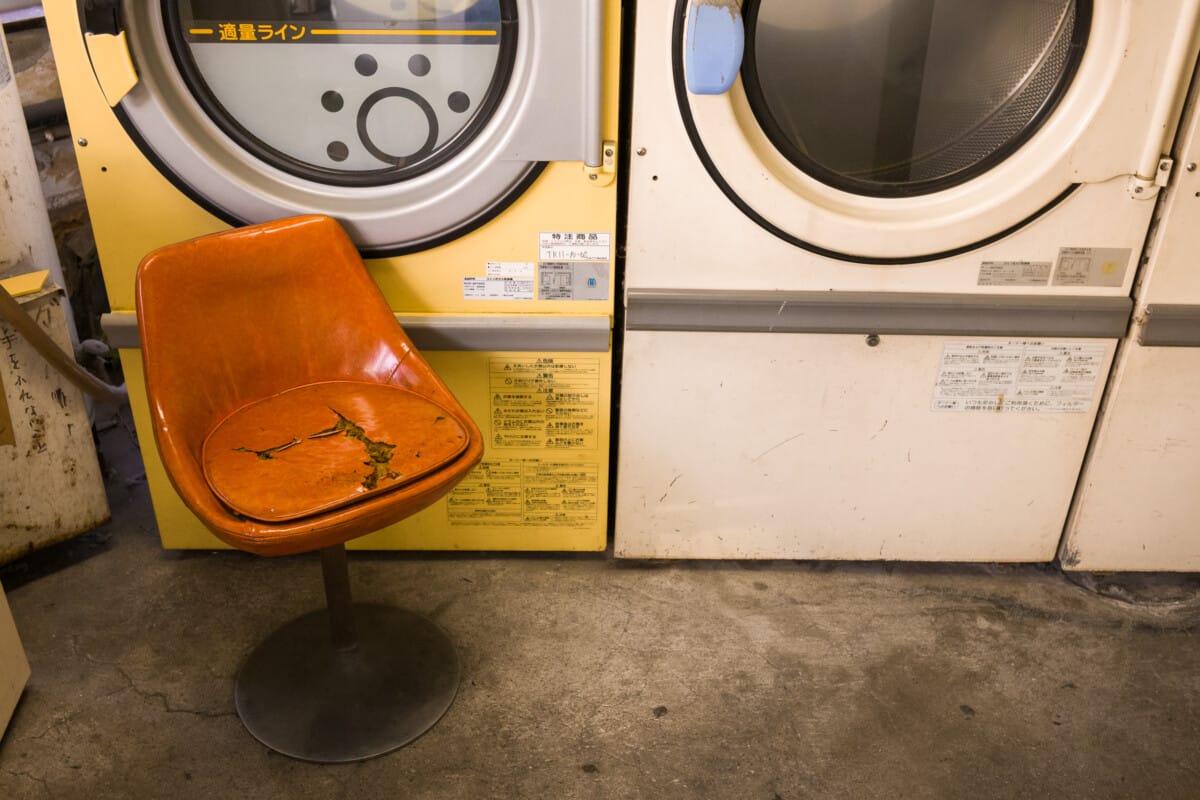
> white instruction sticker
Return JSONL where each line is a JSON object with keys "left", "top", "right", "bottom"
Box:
{"left": 539, "top": 232, "right": 611, "bottom": 263}
{"left": 487, "top": 261, "right": 535, "bottom": 279}
{"left": 978, "top": 261, "right": 1052, "bottom": 287}
{"left": 932, "top": 341, "right": 1107, "bottom": 413}
{"left": 463, "top": 277, "right": 535, "bottom": 300}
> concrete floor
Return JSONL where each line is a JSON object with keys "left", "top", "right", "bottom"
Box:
{"left": 0, "top": 406, "right": 1198, "bottom": 799}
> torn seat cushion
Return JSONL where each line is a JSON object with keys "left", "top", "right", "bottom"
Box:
{"left": 202, "top": 381, "right": 469, "bottom": 523}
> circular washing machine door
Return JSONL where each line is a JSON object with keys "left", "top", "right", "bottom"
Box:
{"left": 94, "top": 0, "right": 543, "bottom": 255}
{"left": 677, "top": 0, "right": 1106, "bottom": 263}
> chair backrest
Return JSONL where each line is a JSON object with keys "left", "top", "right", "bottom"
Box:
{"left": 139, "top": 215, "right": 415, "bottom": 428}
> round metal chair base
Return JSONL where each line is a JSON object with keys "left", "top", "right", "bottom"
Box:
{"left": 234, "top": 603, "right": 459, "bottom": 763}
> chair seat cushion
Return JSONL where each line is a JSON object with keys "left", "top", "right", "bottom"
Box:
{"left": 202, "top": 381, "right": 469, "bottom": 522}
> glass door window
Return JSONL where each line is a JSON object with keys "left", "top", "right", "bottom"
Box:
{"left": 742, "top": 0, "right": 1089, "bottom": 196}
{"left": 168, "top": 0, "right": 517, "bottom": 185}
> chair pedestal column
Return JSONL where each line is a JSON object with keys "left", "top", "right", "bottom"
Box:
{"left": 234, "top": 545, "right": 460, "bottom": 763}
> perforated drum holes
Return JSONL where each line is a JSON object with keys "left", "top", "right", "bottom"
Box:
{"left": 168, "top": 0, "right": 516, "bottom": 182}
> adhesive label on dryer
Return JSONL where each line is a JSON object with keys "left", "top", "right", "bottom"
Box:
{"left": 932, "top": 340, "right": 1107, "bottom": 413}
{"left": 977, "top": 261, "right": 1051, "bottom": 286}
{"left": 488, "top": 357, "right": 601, "bottom": 449}
{"left": 539, "top": 262, "right": 609, "bottom": 300}
{"left": 463, "top": 262, "right": 535, "bottom": 300}
{"left": 445, "top": 459, "right": 600, "bottom": 527}
{"left": 1052, "top": 248, "right": 1131, "bottom": 287}
{"left": 539, "top": 232, "right": 611, "bottom": 262}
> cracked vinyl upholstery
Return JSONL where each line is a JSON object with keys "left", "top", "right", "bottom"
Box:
{"left": 203, "top": 381, "right": 468, "bottom": 523}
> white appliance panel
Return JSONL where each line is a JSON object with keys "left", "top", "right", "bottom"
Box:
{"left": 616, "top": 331, "right": 1115, "bottom": 561}
{"left": 1063, "top": 345, "right": 1200, "bottom": 570}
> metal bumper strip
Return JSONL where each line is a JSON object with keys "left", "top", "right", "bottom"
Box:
{"left": 626, "top": 289, "right": 1132, "bottom": 339}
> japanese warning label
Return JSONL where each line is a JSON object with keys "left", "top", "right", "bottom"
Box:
{"left": 443, "top": 356, "right": 604, "bottom": 527}
{"left": 488, "top": 356, "right": 601, "bottom": 450}
{"left": 932, "top": 341, "right": 1108, "bottom": 413}
{"left": 446, "top": 459, "right": 600, "bottom": 527}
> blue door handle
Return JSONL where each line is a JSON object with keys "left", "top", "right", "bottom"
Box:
{"left": 685, "top": 1, "right": 745, "bottom": 95}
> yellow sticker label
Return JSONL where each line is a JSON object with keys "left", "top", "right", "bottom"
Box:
{"left": 489, "top": 357, "right": 600, "bottom": 450}
{"left": 447, "top": 459, "right": 600, "bottom": 527}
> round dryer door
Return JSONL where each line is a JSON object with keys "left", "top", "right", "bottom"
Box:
{"left": 676, "top": 0, "right": 1124, "bottom": 263}
{"left": 91, "top": 0, "right": 544, "bottom": 255}
{"left": 743, "top": 0, "right": 1083, "bottom": 198}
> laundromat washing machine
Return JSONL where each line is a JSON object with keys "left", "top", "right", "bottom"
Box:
{"left": 45, "top": 0, "right": 621, "bottom": 551}
{"left": 615, "top": 0, "right": 1200, "bottom": 560}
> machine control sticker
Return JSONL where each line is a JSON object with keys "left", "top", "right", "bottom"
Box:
{"left": 977, "top": 261, "right": 1052, "bottom": 287}
{"left": 539, "top": 262, "right": 610, "bottom": 301}
{"left": 463, "top": 262, "right": 535, "bottom": 300}
{"left": 446, "top": 459, "right": 600, "bottom": 527}
{"left": 489, "top": 357, "right": 601, "bottom": 449}
{"left": 539, "top": 232, "right": 611, "bottom": 262}
{"left": 932, "top": 340, "right": 1107, "bottom": 413}
{"left": 1052, "top": 247, "right": 1131, "bottom": 287}
{"left": 537, "top": 233, "right": 611, "bottom": 300}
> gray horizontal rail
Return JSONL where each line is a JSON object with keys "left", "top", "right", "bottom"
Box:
{"left": 1139, "top": 304, "right": 1200, "bottom": 347}
{"left": 0, "top": 6, "right": 44, "bottom": 25}
{"left": 101, "top": 312, "right": 611, "bottom": 352}
{"left": 626, "top": 289, "right": 1132, "bottom": 339}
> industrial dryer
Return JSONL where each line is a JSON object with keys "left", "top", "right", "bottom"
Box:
{"left": 45, "top": 0, "right": 621, "bottom": 551}
{"left": 616, "top": 0, "right": 1200, "bottom": 560}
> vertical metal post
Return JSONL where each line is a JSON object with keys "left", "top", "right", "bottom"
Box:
{"left": 0, "top": 21, "right": 77, "bottom": 343}
{"left": 582, "top": 0, "right": 604, "bottom": 168}
{"left": 320, "top": 544, "right": 358, "bottom": 651}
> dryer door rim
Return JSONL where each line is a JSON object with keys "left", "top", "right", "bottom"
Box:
{"left": 83, "top": 0, "right": 601, "bottom": 254}
{"left": 672, "top": 0, "right": 1197, "bottom": 261}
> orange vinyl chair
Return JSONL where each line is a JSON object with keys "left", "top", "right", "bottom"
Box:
{"left": 135, "top": 215, "right": 483, "bottom": 763}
